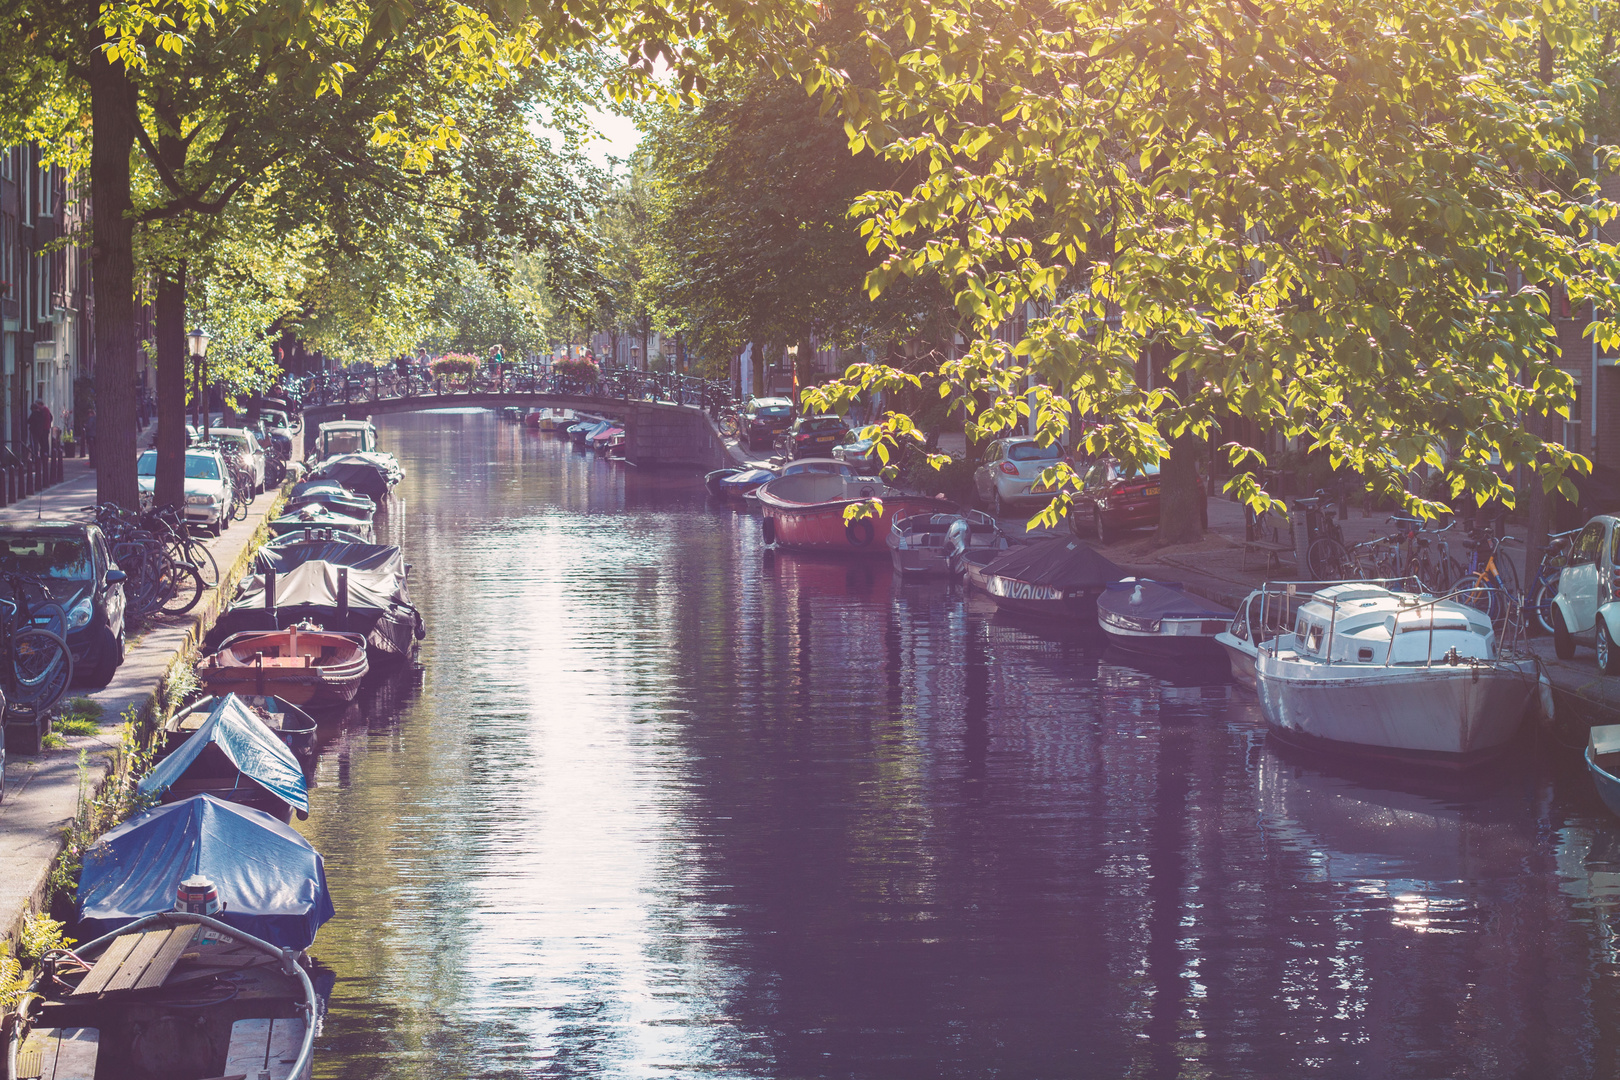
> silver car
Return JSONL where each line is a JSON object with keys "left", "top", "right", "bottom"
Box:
{"left": 972, "top": 436, "right": 1073, "bottom": 517}
{"left": 207, "top": 428, "right": 267, "bottom": 495}
{"left": 136, "top": 448, "right": 236, "bottom": 535}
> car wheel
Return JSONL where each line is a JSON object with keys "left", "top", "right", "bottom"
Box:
{"left": 81, "top": 626, "right": 124, "bottom": 688}
{"left": 992, "top": 490, "right": 1005, "bottom": 518}
{"left": 1601, "top": 617, "right": 1620, "bottom": 675}
{"left": 1553, "top": 606, "right": 1576, "bottom": 660}
{"left": 1096, "top": 507, "right": 1117, "bottom": 545}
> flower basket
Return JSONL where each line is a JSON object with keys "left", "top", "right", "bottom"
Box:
{"left": 432, "top": 353, "right": 480, "bottom": 391}
{"left": 554, "top": 357, "right": 600, "bottom": 385}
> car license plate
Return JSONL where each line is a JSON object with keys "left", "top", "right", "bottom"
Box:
{"left": 1145, "top": 485, "right": 1160, "bottom": 497}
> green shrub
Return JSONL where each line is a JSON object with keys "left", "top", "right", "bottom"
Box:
{"left": 554, "top": 357, "right": 600, "bottom": 382}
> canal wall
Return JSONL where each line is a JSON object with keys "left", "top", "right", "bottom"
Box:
{"left": 0, "top": 485, "right": 287, "bottom": 948}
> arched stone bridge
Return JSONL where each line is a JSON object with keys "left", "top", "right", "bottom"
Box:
{"left": 299, "top": 371, "right": 735, "bottom": 469}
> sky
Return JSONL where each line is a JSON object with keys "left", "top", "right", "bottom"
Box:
{"left": 585, "top": 108, "right": 643, "bottom": 169}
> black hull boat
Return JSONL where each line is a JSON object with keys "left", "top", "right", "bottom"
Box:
{"left": 1096, "top": 579, "right": 1234, "bottom": 658}
{"left": 978, "top": 537, "right": 1124, "bottom": 623}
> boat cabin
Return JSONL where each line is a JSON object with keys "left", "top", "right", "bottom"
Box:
{"left": 1283, "top": 583, "right": 1495, "bottom": 666}
{"left": 315, "top": 419, "right": 378, "bottom": 459}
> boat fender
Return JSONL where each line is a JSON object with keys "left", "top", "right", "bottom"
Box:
{"left": 847, "top": 517, "right": 876, "bottom": 546}
{"left": 1539, "top": 672, "right": 1556, "bottom": 723}
{"left": 762, "top": 516, "right": 777, "bottom": 545}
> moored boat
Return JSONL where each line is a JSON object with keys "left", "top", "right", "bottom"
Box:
{"left": 198, "top": 624, "right": 369, "bottom": 707}
{"left": 139, "top": 694, "right": 310, "bottom": 822}
{"left": 1587, "top": 725, "right": 1620, "bottom": 818}
{"left": 976, "top": 537, "right": 1124, "bottom": 621}
{"left": 1216, "top": 579, "right": 1415, "bottom": 690}
{"left": 1097, "top": 579, "right": 1234, "bottom": 657}
{"left": 164, "top": 693, "right": 318, "bottom": 760}
{"left": 890, "top": 510, "right": 1004, "bottom": 577}
{"left": 1254, "top": 583, "right": 1538, "bottom": 767}
{"left": 270, "top": 504, "right": 375, "bottom": 544}
{"left": 310, "top": 451, "right": 403, "bottom": 503}
{"left": 756, "top": 472, "right": 955, "bottom": 554}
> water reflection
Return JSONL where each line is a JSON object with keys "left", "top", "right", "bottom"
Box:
{"left": 300, "top": 410, "right": 1620, "bottom": 1079}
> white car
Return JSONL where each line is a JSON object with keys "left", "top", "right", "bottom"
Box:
{"left": 1551, "top": 514, "right": 1620, "bottom": 672}
{"left": 136, "top": 448, "right": 236, "bottom": 535}
{"left": 206, "top": 428, "right": 267, "bottom": 495}
{"left": 971, "top": 436, "right": 1074, "bottom": 517}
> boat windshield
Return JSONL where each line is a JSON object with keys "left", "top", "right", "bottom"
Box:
{"left": 0, "top": 534, "right": 93, "bottom": 580}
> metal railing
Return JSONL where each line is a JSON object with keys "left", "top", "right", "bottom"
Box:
{"left": 298, "top": 366, "right": 736, "bottom": 417}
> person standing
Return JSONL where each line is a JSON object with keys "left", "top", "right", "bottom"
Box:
{"left": 27, "top": 398, "right": 51, "bottom": 457}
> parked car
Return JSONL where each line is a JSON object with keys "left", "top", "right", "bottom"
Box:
{"left": 1067, "top": 458, "right": 1208, "bottom": 544}
{"left": 136, "top": 448, "right": 235, "bottom": 535}
{"left": 972, "top": 436, "right": 1074, "bottom": 517}
{"left": 208, "top": 428, "right": 267, "bottom": 494}
{"left": 782, "top": 415, "right": 848, "bottom": 458}
{"left": 1551, "top": 515, "right": 1620, "bottom": 669}
{"left": 0, "top": 522, "right": 127, "bottom": 687}
{"left": 833, "top": 434, "right": 883, "bottom": 475}
{"left": 742, "top": 397, "right": 795, "bottom": 451}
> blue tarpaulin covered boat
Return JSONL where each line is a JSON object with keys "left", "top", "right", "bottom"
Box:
{"left": 138, "top": 693, "right": 310, "bottom": 815}
{"left": 79, "top": 794, "right": 335, "bottom": 949}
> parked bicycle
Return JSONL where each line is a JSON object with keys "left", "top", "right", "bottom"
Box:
{"left": 0, "top": 568, "right": 73, "bottom": 720}
{"left": 1526, "top": 527, "right": 1578, "bottom": 636}
{"left": 1450, "top": 527, "right": 1520, "bottom": 628}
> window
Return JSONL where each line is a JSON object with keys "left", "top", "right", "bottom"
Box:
{"left": 1567, "top": 383, "right": 1584, "bottom": 454}
{"left": 0, "top": 535, "right": 92, "bottom": 581}
{"left": 1571, "top": 522, "right": 1606, "bottom": 566}
{"left": 1008, "top": 442, "right": 1062, "bottom": 462}
{"left": 36, "top": 163, "right": 52, "bottom": 218}
{"left": 33, "top": 250, "right": 52, "bottom": 322}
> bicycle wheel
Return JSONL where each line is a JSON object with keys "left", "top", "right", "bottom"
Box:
{"left": 719, "top": 415, "right": 740, "bottom": 438}
{"left": 158, "top": 564, "right": 205, "bottom": 616}
{"left": 1451, "top": 572, "right": 1510, "bottom": 624}
{"left": 1492, "top": 550, "right": 1520, "bottom": 597}
{"left": 7, "top": 627, "right": 72, "bottom": 716}
{"left": 233, "top": 492, "right": 250, "bottom": 521}
{"left": 1531, "top": 573, "right": 1560, "bottom": 636}
{"left": 172, "top": 537, "right": 219, "bottom": 589}
{"left": 1307, "top": 538, "right": 1352, "bottom": 579}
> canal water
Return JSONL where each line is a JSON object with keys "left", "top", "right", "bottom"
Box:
{"left": 302, "top": 410, "right": 1620, "bottom": 1079}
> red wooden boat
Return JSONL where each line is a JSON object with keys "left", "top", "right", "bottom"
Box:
{"left": 756, "top": 472, "right": 956, "bottom": 554}
{"left": 197, "top": 623, "right": 369, "bottom": 707}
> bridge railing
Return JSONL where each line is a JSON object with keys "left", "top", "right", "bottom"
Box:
{"left": 297, "top": 366, "right": 736, "bottom": 416}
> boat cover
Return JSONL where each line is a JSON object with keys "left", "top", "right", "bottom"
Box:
{"left": 1097, "top": 579, "right": 1234, "bottom": 620}
{"left": 311, "top": 453, "right": 403, "bottom": 499}
{"left": 137, "top": 694, "right": 309, "bottom": 813}
{"left": 981, "top": 537, "right": 1125, "bottom": 588}
{"left": 205, "top": 559, "right": 416, "bottom": 651}
{"left": 272, "top": 504, "right": 373, "bottom": 530}
{"left": 255, "top": 541, "right": 403, "bottom": 576}
{"left": 285, "top": 488, "right": 375, "bottom": 519}
{"left": 288, "top": 479, "right": 349, "bottom": 500}
{"left": 79, "top": 794, "right": 334, "bottom": 949}
{"left": 721, "top": 467, "right": 777, "bottom": 488}
{"left": 267, "top": 527, "right": 371, "bottom": 548}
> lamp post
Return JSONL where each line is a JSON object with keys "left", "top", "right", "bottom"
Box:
{"left": 187, "top": 328, "right": 210, "bottom": 437}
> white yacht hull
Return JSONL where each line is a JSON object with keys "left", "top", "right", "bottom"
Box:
{"left": 1255, "top": 657, "right": 1537, "bottom": 763}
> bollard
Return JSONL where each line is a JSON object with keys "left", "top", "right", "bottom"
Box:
{"left": 336, "top": 566, "right": 350, "bottom": 629}
{"left": 265, "top": 567, "right": 278, "bottom": 629}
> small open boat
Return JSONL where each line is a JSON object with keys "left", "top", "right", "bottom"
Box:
{"left": 7, "top": 910, "right": 320, "bottom": 1080}
{"left": 757, "top": 472, "right": 954, "bottom": 554}
{"left": 1096, "top": 579, "right": 1234, "bottom": 658}
{"left": 164, "top": 693, "right": 318, "bottom": 760}
{"left": 139, "top": 694, "right": 310, "bottom": 822}
{"left": 270, "top": 504, "right": 375, "bottom": 544}
{"left": 890, "top": 510, "right": 1004, "bottom": 576}
{"left": 198, "top": 624, "right": 369, "bottom": 707}
{"left": 1588, "top": 725, "right": 1620, "bottom": 817}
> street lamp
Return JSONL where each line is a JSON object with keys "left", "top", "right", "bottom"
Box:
{"left": 187, "top": 328, "right": 210, "bottom": 436}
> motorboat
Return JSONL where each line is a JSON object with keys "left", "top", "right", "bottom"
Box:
{"left": 208, "top": 541, "right": 425, "bottom": 668}
{"left": 1253, "top": 583, "right": 1539, "bottom": 766}
{"left": 500, "top": 406, "right": 523, "bottom": 422}
{"left": 267, "top": 525, "right": 373, "bottom": 548}
{"left": 1218, "top": 578, "right": 1428, "bottom": 690}
{"left": 284, "top": 481, "right": 375, "bottom": 521}
{"left": 164, "top": 693, "right": 318, "bottom": 760}
{"left": 270, "top": 504, "right": 375, "bottom": 544}
{"left": 976, "top": 537, "right": 1124, "bottom": 621}
{"left": 589, "top": 425, "right": 623, "bottom": 450}
{"left": 138, "top": 694, "right": 310, "bottom": 822}
{"left": 1588, "top": 725, "right": 1620, "bottom": 818}
{"left": 1096, "top": 579, "right": 1234, "bottom": 657}
{"left": 539, "top": 408, "right": 575, "bottom": 431}
{"left": 889, "top": 510, "right": 1004, "bottom": 577}
{"left": 707, "top": 465, "right": 777, "bottom": 498}
{"left": 6, "top": 911, "right": 320, "bottom": 1080}
{"left": 755, "top": 472, "right": 955, "bottom": 554}
{"left": 309, "top": 451, "right": 403, "bottom": 503}
{"left": 77, "top": 794, "right": 334, "bottom": 950}
{"left": 198, "top": 624, "right": 369, "bottom": 707}
{"left": 314, "top": 417, "right": 378, "bottom": 458}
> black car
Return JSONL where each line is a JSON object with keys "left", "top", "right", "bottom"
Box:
{"left": 0, "top": 523, "right": 127, "bottom": 687}
{"left": 786, "top": 415, "right": 848, "bottom": 458}
{"left": 742, "top": 397, "right": 795, "bottom": 451}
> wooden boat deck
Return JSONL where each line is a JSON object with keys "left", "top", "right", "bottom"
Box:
{"left": 226, "top": 1017, "right": 308, "bottom": 1080}
{"left": 15, "top": 1027, "right": 98, "bottom": 1080}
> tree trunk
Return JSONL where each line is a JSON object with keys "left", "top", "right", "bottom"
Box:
{"left": 154, "top": 267, "right": 187, "bottom": 510}
{"left": 86, "top": 56, "right": 139, "bottom": 507}
{"left": 1157, "top": 430, "right": 1206, "bottom": 544}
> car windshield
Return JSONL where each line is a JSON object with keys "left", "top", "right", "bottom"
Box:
{"left": 185, "top": 454, "right": 221, "bottom": 480}
{"left": 0, "top": 535, "right": 93, "bottom": 580}
{"left": 754, "top": 405, "right": 791, "bottom": 418}
{"left": 1008, "top": 442, "right": 1063, "bottom": 462}
{"left": 137, "top": 451, "right": 157, "bottom": 477}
